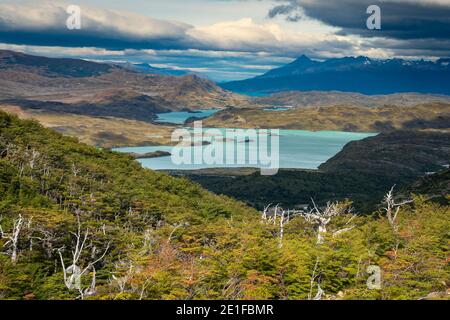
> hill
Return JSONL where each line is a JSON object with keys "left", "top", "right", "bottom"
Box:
{"left": 319, "top": 130, "right": 450, "bottom": 177}
{"left": 255, "top": 91, "right": 450, "bottom": 109}
{"left": 0, "top": 49, "right": 113, "bottom": 77}
{"left": 117, "top": 62, "right": 190, "bottom": 77}
{"left": 203, "top": 103, "right": 450, "bottom": 132}
{"left": 0, "top": 50, "right": 252, "bottom": 120}
{"left": 221, "top": 55, "right": 450, "bottom": 95}
{"left": 0, "top": 111, "right": 448, "bottom": 300}
{"left": 0, "top": 103, "right": 175, "bottom": 148}
{"left": 405, "top": 169, "right": 450, "bottom": 205}
{"left": 0, "top": 110, "right": 256, "bottom": 299}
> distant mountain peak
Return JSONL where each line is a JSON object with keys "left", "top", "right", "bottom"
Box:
{"left": 222, "top": 55, "right": 450, "bottom": 95}
{"left": 293, "top": 54, "right": 311, "bottom": 62}
{"left": 288, "top": 54, "right": 315, "bottom": 66}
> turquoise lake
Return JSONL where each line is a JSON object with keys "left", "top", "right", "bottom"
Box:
{"left": 114, "top": 129, "right": 377, "bottom": 171}
{"left": 155, "top": 109, "right": 220, "bottom": 124}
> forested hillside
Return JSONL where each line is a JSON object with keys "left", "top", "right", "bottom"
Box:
{"left": 0, "top": 112, "right": 448, "bottom": 300}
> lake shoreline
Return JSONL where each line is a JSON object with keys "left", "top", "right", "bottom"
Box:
{"left": 113, "top": 129, "right": 377, "bottom": 171}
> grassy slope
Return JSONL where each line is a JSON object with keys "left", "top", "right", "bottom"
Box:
{"left": 0, "top": 111, "right": 257, "bottom": 298}
{"left": 0, "top": 111, "right": 254, "bottom": 223}
{"left": 254, "top": 91, "right": 450, "bottom": 109}
{"left": 0, "top": 104, "right": 176, "bottom": 148}
{"left": 203, "top": 103, "right": 450, "bottom": 132}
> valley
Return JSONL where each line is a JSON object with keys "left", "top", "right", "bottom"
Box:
{"left": 0, "top": 111, "right": 448, "bottom": 300}
{"left": 0, "top": 49, "right": 449, "bottom": 301}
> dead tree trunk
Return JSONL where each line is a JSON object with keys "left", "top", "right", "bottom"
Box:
{"left": 58, "top": 214, "right": 110, "bottom": 299}
{"left": 301, "top": 200, "right": 355, "bottom": 245}
{"left": 382, "top": 186, "right": 413, "bottom": 232}
{"left": 0, "top": 214, "right": 24, "bottom": 264}
{"left": 308, "top": 257, "right": 324, "bottom": 300}
{"left": 262, "top": 205, "right": 301, "bottom": 248}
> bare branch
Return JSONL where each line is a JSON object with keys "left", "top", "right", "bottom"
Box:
{"left": 381, "top": 186, "right": 413, "bottom": 232}
{"left": 58, "top": 215, "right": 110, "bottom": 299}
{"left": 0, "top": 214, "right": 24, "bottom": 263}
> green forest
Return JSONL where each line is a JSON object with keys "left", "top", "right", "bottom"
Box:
{"left": 0, "top": 111, "right": 448, "bottom": 300}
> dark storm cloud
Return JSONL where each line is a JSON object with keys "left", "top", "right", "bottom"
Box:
{"left": 269, "top": 0, "right": 450, "bottom": 40}
{"left": 0, "top": 3, "right": 199, "bottom": 50}
{"left": 0, "top": 2, "right": 355, "bottom": 56}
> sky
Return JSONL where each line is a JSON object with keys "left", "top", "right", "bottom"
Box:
{"left": 0, "top": 0, "right": 449, "bottom": 81}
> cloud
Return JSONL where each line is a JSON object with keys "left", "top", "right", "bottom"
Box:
{"left": 0, "top": 43, "right": 125, "bottom": 57}
{"left": 268, "top": 0, "right": 450, "bottom": 40}
{"left": 0, "top": 2, "right": 370, "bottom": 58}
{"left": 0, "top": 2, "right": 194, "bottom": 50}
{"left": 187, "top": 17, "right": 356, "bottom": 56}
{"left": 1, "top": 0, "right": 448, "bottom": 82}
{"left": 0, "top": 42, "right": 292, "bottom": 81}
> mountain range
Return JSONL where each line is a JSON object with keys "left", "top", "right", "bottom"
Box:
{"left": 222, "top": 55, "right": 450, "bottom": 95}
{"left": 255, "top": 91, "right": 450, "bottom": 109}
{"left": 0, "top": 49, "right": 449, "bottom": 301}
{"left": 0, "top": 50, "right": 254, "bottom": 147}
{"left": 0, "top": 50, "right": 251, "bottom": 115}
{"left": 116, "top": 62, "right": 190, "bottom": 76}
{"left": 2, "top": 50, "right": 450, "bottom": 148}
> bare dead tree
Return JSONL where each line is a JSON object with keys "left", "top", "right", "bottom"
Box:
{"left": 300, "top": 200, "right": 356, "bottom": 244}
{"left": 109, "top": 259, "right": 136, "bottom": 296}
{"left": 27, "top": 149, "right": 40, "bottom": 180}
{"left": 381, "top": 186, "right": 413, "bottom": 232}
{"left": 167, "top": 222, "right": 189, "bottom": 244}
{"left": 308, "top": 257, "right": 324, "bottom": 300}
{"left": 71, "top": 163, "right": 81, "bottom": 177}
{"left": 141, "top": 229, "right": 155, "bottom": 255}
{"left": 313, "top": 284, "right": 324, "bottom": 300}
{"left": 262, "top": 204, "right": 302, "bottom": 248}
{"left": 27, "top": 218, "right": 33, "bottom": 251}
{"left": 58, "top": 214, "right": 110, "bottom": 299}
{"left": 32, "top": 228, "right": 58, "bottom": 258}
{"left": 278, "top": 209, "right": 286, "bottom": 249}
{"left": 0, "top": 214, "right": 24, "bottom": 264}
{"left": 263, "top": 200, "right": 355, "bottom": 246}
{"left": 139, "top": 279, "right": 152, "bottom": 300}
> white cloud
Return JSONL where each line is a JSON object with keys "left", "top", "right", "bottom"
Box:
{"left": 187, "top": 17, "right": 362, "bottom": 56}
{"left": 0, "top": 2, "right": 191, "bottom": 40}
{"left": 4, "top": 0, "right": 445, "bottom": 67}
{"left": 0, "top": 43, "right": 123, "bottom": 56}
{"left": 0, "top": 2, "right": 373, "bottom": 57}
